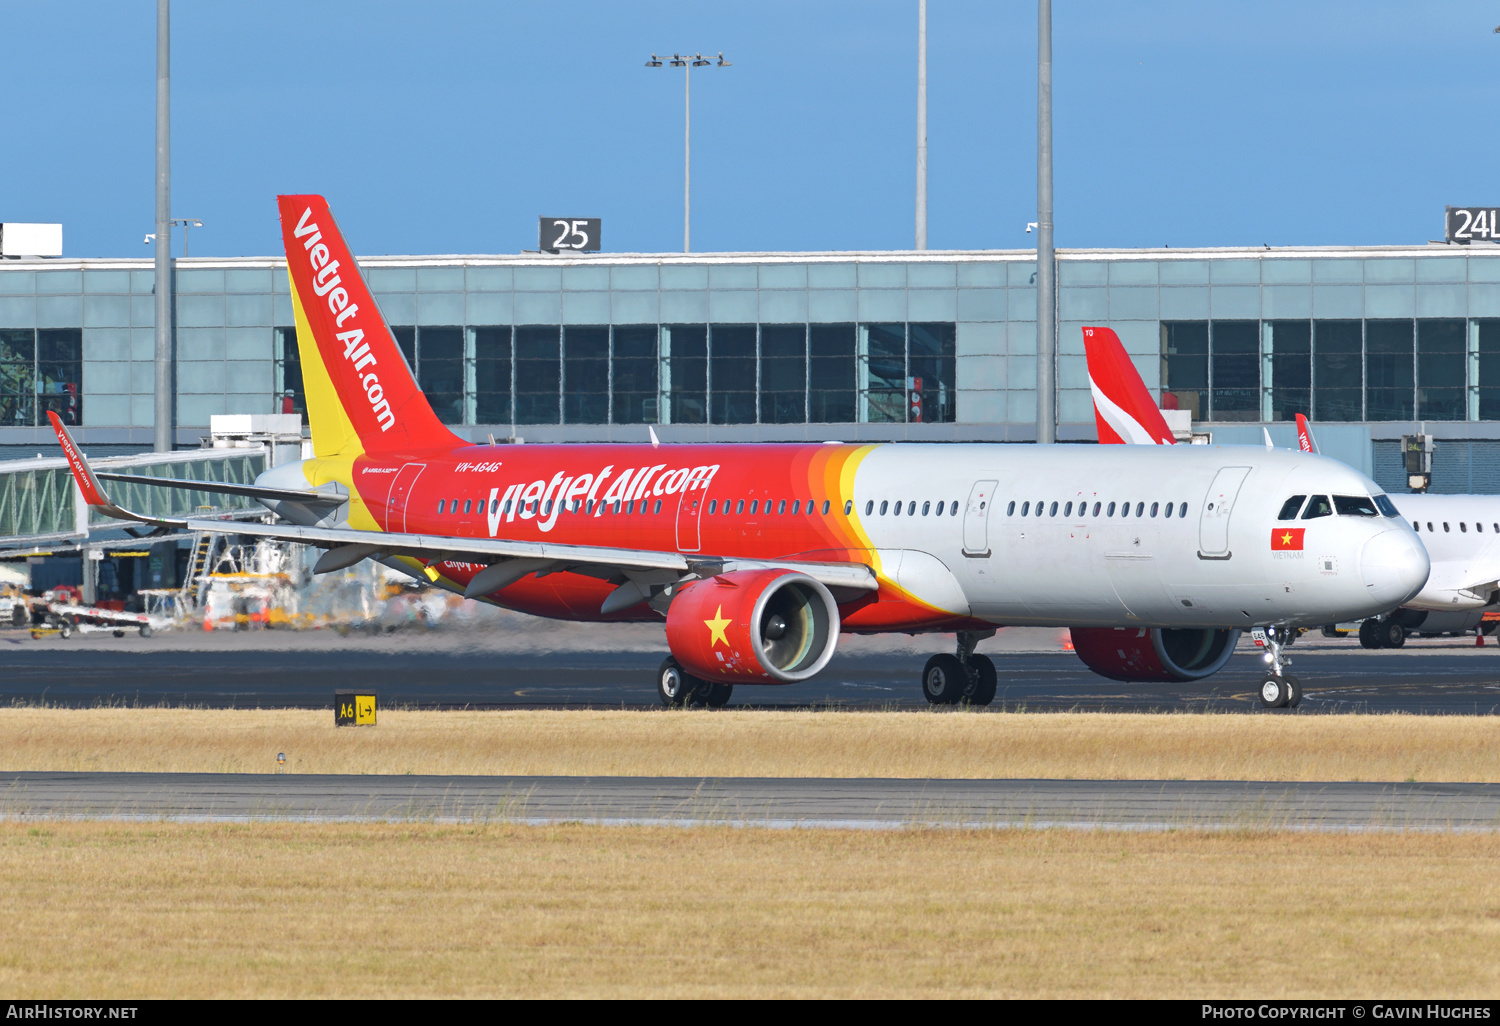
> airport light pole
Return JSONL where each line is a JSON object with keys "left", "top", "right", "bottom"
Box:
{"left": 916, "top": 0, "right": 928, "bottom": 251}
{"left": 154, "top": 0, "right": 172, "bottom": 452}
{"left": 647, "top": 51, "right": 731, "bottom": 253}
{"left": 1035, "top": 0, "right": 1056, "bottom": 444}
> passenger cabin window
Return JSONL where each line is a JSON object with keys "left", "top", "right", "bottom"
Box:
{"left": 1107, "top": 502, "right": 1116, "bottom": 516}
{"left": 1135, "top": 502, "right": 1144, "bottom": 517}
{"left": 1427, "top": 522, "right": 1434, "bottom": 532}
{"left": 1478, "top": 523, "right": 1484, "bottom": 532}
{"left": 1444, "top": 522, "right": 1450, "bottom": 532}
{"left": 1150, "top": 502, "right": 1159, "bottom": 517}
{"left": 1178, "top": 502, "right": 1188, "bottom": 517}
{"left": 864, "top": 501, "right": 872, "bottom": 516}
{"left": 1034, "top": 501, "right": 1044, "bottom": 517}
{"left": 1461, "top": 522, "right": 1468, "bottom": 532}
{"left": 1301, "top": 495, "right": 1333, "bottom": 519}
{"left": 1064, "top": 501, "right": 1073, "bottom": 517}
{"left": 1049, "top": 501, "right": 1058, "bottom": 516}
{"left": 1007, "top": 501, "right": 1016, "bottom": 516}
{"left": 438, "top": 500, "right": 446, "bottom": 514}
{"left": 1277, "top": 496, "right": 1307, "bottom": 520}
{"left": 708, "top": 500, "right": 717, "bottom": 514}
{"left": 1413, "top": 522, "right": 1420, "bottom": 531}
{"left": 879, "top": 501, "right": 888, "bottom": 515}
{"left": 841, "top": 500, "right": 849, "bottom": 515}
{"left": 1021, "top": 501, "right": 1030, "bottom": 516}
{"left": 1333, "top": 495, "right": 1379, "bottom": 517}
{"left": 1120, "top": 502, "right": 1129, "bottom": 518}
{"left": 739, "top": 500, "right": 747, "bottom": 515}
{"left": 1092, "top": 502, "right": 1101, "bottom": 516}
{"left": 463, "top": 499, "right": 471, "bottom": 514}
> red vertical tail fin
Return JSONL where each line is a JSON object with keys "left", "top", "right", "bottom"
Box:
{"left": 1295, "top": 413, "right": 1319, "bottom": 454}
{"left": 1081, "top": 326, "right": 1176, "bottom": 445}
{"left": 278, "top": 195, "right": 462, "bottom": 456}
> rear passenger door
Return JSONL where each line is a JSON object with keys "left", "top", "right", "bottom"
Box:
{"left": 962, "top": 480, "right": 998, "bottom": 557}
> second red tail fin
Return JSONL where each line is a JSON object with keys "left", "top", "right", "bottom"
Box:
{"left": 1295, "top": 413, "right": 1319, "bottom": 454}
{"left": 1081, "top": 326, "right": 1176, "bottom": 445}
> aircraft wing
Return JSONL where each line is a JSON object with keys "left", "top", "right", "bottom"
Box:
{"left": 46, "top": 412, "right": 877, "bottom": 596}
{"left": 94, "top": 472, "right": 344, "bottom": 506}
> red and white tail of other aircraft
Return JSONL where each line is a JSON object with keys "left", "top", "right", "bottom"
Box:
{"left": 1083, "top": 323, "right": 1498, "bottom": 649}
{"left": 49, "top": 201, "right": 1429, "bottom": 710}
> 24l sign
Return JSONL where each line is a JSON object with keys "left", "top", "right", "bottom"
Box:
{"left": 1445, "top": 207, "right": 1500, "bottom": 244}
{"left": 540, "top": 217, "right": 601, "bottom": 252}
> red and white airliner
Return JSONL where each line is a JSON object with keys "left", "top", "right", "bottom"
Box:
{"left": 48, "top": 197, "right": 1429, "bottom": 709}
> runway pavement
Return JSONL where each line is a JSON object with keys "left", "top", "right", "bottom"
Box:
{"left": 5, "top": 626, "right": 1500, "bottom": 713}
{"left": 3, "top": 772, "right": 1498, "bottom": 830}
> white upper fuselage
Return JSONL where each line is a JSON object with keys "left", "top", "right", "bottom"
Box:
{"left": 847, "top": 444, "right": 1426, "bottom": 629}
{"left": 1389, "top": 494, "right": 1500, "bottom": 611}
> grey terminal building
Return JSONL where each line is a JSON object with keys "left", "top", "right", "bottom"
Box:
{"left": 6, "top": 244, "right": 1500, "bottom": 493}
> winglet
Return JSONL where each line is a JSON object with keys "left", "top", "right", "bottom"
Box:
{"left": 48, "top": 411, "right": 173, "bottom": 526}
{"left": 1295, "top": 413, "right": 1319, "bottom": 454}
{"left": 1081, "top": 326, "right": 1176, "bottom": 445}
{"left": 649, "top": 425, "right": 660, "bottom": 449}
{"left": 1263, "top": 427, "right": 1275, "bottom": 450}
{"left": 47, "top": 411, "right": 112, "bottom": 508}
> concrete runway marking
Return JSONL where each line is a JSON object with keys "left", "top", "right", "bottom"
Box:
{"left": 2, "top": 774, "right": 1499, "bottom": 832}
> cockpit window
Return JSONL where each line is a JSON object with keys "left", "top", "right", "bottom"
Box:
{"left": 1372, "top": 494, "right": 1400, "bottom": 518}
{"left": 1301, "top": 495, "right": 1333, "bottom": 520}
{"left": 1277, "top": 495, "right": 1306, "bottom": 521}
{"left": 1333, "top": 495, "right": 1379, "bottom": 517}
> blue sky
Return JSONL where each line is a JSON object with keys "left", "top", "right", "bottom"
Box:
{"left": 4, "top": 1, "right": 1498, "bottom": 258}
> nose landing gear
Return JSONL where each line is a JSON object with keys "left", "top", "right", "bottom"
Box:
{"left": 922, "top": 630, "right": 998, "bottom": 707}
{"left": 1255, "top": 625, "right": 1302, "bottom": 710}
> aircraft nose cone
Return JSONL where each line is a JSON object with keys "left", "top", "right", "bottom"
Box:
{"left": 1359, "top": 529, "right": 1430, "bottom": 608}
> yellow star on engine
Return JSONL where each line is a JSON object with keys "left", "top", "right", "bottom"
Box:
{"left": 705, "top": 605, "right": 732, "bottom": 647}
{"left": 1280, "top": 531, "right": 1293, "bottom": 547}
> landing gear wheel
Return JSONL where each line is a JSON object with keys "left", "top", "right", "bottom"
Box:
{"left": 1285, "top": 675, "right": 1303, "bottom": 709}
{"left": 657, "top": 657, "right": 697, "bottom": 709}
{"left": 112, "top": 630, "right": 125, "bottom": 638}
{"left": 1258, "top": 675, "right": 1289, "bottom": 708}
{"left": 922, "top": 654, "right": 965, "bottom": 706}
{"left": 699, "top": 681, "right": 733, "bottom": 709}
{"left": 1383, "top": 622, "right": 1406, "bottom": 648}
{"left": 966, "top": 654, "right": 997, "bottom": 707}
{"left": 139, "top": 624, "right": 153, "bottom": 638}
{"left": 1358, "top": 620, "right": 1382, "bottom": 649}
{"left": 58, "top": 621, "right": 74, "bottom": 640}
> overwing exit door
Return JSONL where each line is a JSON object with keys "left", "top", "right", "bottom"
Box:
{"left": 676, "top": 488, "right": 704, "bottom": 552}
{"left": 1198, "top": 466, "right": 1250, "bottom": 558}
{"left": 962, "top": 480, "right": 998, "bottom": 556}
{"left": 384, "top": 463, "right": 426, "bottom": 533}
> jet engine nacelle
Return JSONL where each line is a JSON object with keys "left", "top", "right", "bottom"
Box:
{"left": 1069, "top": 626, "right": 1240, "bottom": 683}
{"left": 665, "top": 569, "right": 840, "bottom": 684}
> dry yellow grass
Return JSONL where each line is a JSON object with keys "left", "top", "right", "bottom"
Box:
{"left": 0, "top": 707, "right": 1496, "bottom": 781}
{"left": 0, "top": 821, "right": 1496, "bottom": 998}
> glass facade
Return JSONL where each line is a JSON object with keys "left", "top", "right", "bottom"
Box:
{"left": 0, "top": 328, "right": 82, "bottom": 426}
{"left": 7, "top": 249, "right": 1500, "bottom": 445}
{"left": 1162, "top": 317, "right": 1494, "bottom": 423}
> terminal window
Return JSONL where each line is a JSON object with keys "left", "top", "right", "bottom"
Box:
{"left": 611, "top": 325, "right": 658, "bottom": 424}
{"left": 0, "top": 328, "right": 81, "bottom": 427}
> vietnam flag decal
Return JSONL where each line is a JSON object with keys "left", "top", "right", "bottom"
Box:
{"left": 1272, "top": 528, "right": 1306, "bottom": 551}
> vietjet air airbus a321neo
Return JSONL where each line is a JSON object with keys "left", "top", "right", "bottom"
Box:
{"left": 48, "top": 196, "right": 1430, "bottom": 709}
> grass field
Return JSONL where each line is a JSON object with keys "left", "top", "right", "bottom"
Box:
{"left": 0, "top": 706, "right": 1497, "bottom": 781}
{"left": 0, "top": 821, "right": 1494, "bottom": 998}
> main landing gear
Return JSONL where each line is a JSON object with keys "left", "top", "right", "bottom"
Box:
{"left": 657, "top": 656, "right": 733, "bottom": 709}
{"left": 1256, "top": 625, "right": 1302, "bottom": 710}
{"left": 922, "top": 630, "right": 998, "bottom": 707}
{"left": 1358, "top": 618, "right": 1405, "bottom": 649}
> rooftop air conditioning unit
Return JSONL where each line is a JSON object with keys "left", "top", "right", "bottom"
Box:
{"left": 0, "top": 223, "right": 63, "bottom": 258}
